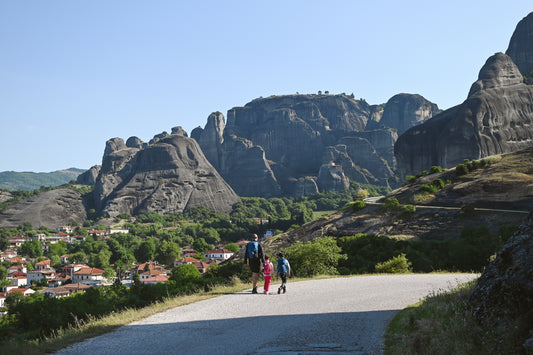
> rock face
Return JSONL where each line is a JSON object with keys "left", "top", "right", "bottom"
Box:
{"left": 93, "top": 129, "right": 240, "bottom": 218}
{"left": 395, "top": 52, "right": 533, "bottom": 177}
{"left": 377, "top": 93, "right": 441, "bottom": 135}
{"left": 192, "top": 94, "right": 438, "bottom": 197}
{"left": 0, "top": 189, "right": 87, "bottom": 229}
{"left": 76, "top": 165, "right": 101, "bottom": 185}
{"left": 506, "top": 11, "right": 533, "bottom": 77}
{"left": 469, "top": 211, "right": 533, "bottom": 351}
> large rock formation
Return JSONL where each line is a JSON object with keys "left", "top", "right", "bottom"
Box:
{"left": 396, "top": 12, "right": 533, "bottom": 177}
{"left": 93, "top": 128, "right": 240, "bottom": 218}
{"left": 506, "top": 12, "right": 533, "bottom": 78}
{"left": 374, "top": 93, "right": 441, "bottom": 135}
{"left": 469, "top": 211, "right": 533, "bottom": 352}
{"left": 0, "top": 189, "right": 87, "bottom": 229}
{"left": 192, "top": 94, "right": 438, "bottom": 197}
{"left": 395, "top": 53, "right": 533, "bottom": 177}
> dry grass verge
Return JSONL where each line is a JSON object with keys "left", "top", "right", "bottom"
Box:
{"left": 384, "top": 280, "right": 518, "bottom": 354}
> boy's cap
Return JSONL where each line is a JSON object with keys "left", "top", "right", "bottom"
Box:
{"left": 277, "top": 252, "right": 283, "bottom": 257}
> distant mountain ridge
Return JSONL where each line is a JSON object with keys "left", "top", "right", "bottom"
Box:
{"left": 0, "top": 168, "right": 86, "bottom": 191}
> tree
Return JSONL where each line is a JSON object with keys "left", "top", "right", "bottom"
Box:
{"left": 170, "top": 264, "right": 201, "bottom": 282}
{"left": 192, "top": 238, "right": 211, "bottom": 253}
{"left": 135, "top": 238, "right": 156, "bottom": 263}
{"left": 19, "top": 240, "right": 43, "bottom": 258}
{"left": 157, "top": 241, "right": 181, "bottom": 266}
{"left": 284, "top": 236, "right": 346, "bottom": 277}
{"left": 224, "top": 243, "right": 239, "bottom": 253}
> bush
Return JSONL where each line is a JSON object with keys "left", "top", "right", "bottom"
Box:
{"left": 460, "top": 204, "right": 476, "bottom": 217}
{"left": 284, "top": 236, "right": 347, "bottom": 277}
{"left": 432, "top": 179, "right": 445, "bottom": 189}
{"left": 375, "top": 253, "right": 412, "bottom": 273}
{"left": 429, "top": 166, "right": 443, "bottom": 174}
{"left": 420, "top": 184, "right": 439, "bottom": 194}
{"left": 399, "top": 204, "right": 416, "bottom": 216}
{"left": 382, "top": 198, "right": 400, "bottom": 210}
{"left": 456, "top": 164, "right": 470, "bottom": 176}
{"left": 342, "top": 200, "right": 366, "bottom": 212}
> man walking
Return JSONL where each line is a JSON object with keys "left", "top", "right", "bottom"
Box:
{"left": 244, "top": 233, "right": 265, "bottom": 294}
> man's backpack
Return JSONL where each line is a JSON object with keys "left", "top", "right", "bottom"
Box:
{"left": 247, "top": 241, "right": 259, "bottom": 259}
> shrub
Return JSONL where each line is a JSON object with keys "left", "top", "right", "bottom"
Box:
{"left": 420, "top": 184, "right": 439, "bottom": 194}
{"left": 382, "top": 198, "right": 400, "bottom": 210}
{"left": 460, "top": 204, "right": 476, "bottom": 217}
{"left": 432, "top": 178, "right": 445, "bottom": 189}
{"left": 405, "top": 175, "right": 417, "bottom": 184}
{"left": 429, "top": 166, "right": 443, "bottom": 174}
{"left": 456, "top": 164, "right": 470, "bottom": 176}
{"left": 342, "top": 200, "right": 366, "bottom": 212}
{"left": 399, "top": 204, "right": 416, "bottom": 216}
{"left": 375, "top": 253, "right": 412, "bottom": 273}
{"left": 284, "top": 236, "right": 347, "bottom": 277}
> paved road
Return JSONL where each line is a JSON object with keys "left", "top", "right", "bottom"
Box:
{"left": 57, "top": 274, "right": 478, "bottom": 355}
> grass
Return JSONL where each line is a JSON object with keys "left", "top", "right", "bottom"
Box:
{"left": 384, "top": 280, "right": 520, "bottom": 355}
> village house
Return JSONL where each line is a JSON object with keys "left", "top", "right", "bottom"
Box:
{"left": 57, "top": 225, "right": 77, "bottom": 234}
{"left": 8, "top": 263, "right": 27, "bottom": 275}
{"left": 140, "top": 274, "right": 169, "bottom": 285}
{"left": 62, "top": 263, "right": 90, "bottom": 278}
{"left": 204, "top": 248, "right": 234, "bottom": 261}
{"left": 181, "top": 246, "right": 196, "bottom": 257}
{"left": 8, "top": 270, "right": 27, "bottom": 287}
{"left": 7, "top": 235, "right": 32, "bottom": 247}
{"left": 0, "top": 287, "right": 36, "bottom": 308}
{"left": 0, "top": 251, "right": 17, "bottom": 262}
{"left": 40, "top": 283, "right": 91, "bottom": 298}
{"left": 27, "top": 269, "right": 57, "bottom": 284}
{"left": 72, "top": 267, "right": 106, "bottom": 286}
{"left": 69, "top": 235, "right": 86, "bottom": 243}
{"left": 107, "top": 228, "right": 129, "bottom": 235}
{"left": 60, "top": 254, "right": 70, "bottom": 264}
{"left": 174, "top": 256, "right": 200, "bottom": 267}
{"left": 139, "top": 268, "right": 168, "bottom": 281}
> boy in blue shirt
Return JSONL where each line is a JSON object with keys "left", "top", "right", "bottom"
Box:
{"left": 276, "top": 252, "right": 291, "bottom": 294}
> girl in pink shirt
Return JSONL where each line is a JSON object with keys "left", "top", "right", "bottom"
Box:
{"left": 262, "top": 255, "right": 274, "bottom": 294}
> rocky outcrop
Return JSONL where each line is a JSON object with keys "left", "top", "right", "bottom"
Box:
{"left": 193, "top": 94, "right": 437, "bottom": 197}
{"left": 93, "top": 131, "right": 240, "bottom": 218}
{"left": 396, "top": 52, "right": 533, "bottom": 177}
{"left": 378, "top": 93, "right": 440, "bottom": 135}
{"left": 76, "top": 165, "right": 101, "bottom": 186}
{"left": 317, "top": 162, "right": 350, "bottom": 192}
{"left": 0, "top": 189, "right": 87, "bottom": 229}
{"left": 469, "top": 211, "right": 533, "bottom": 352}
{"left": 506, "top": 11, "right": 533, "bottom": 77}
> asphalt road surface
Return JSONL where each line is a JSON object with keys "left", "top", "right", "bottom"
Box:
{"left": 57, "top": 274, "right": 478, "bottom": 355}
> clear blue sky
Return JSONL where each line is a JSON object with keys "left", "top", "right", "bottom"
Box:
{"left": 1, "top": 1, "right": 531, "bottom": 172}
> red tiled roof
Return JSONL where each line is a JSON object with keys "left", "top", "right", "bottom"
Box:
{"left": 142, "top": 275, "right": 169, "bottom": 283}
{"left": 74, "top": 267, "right": 105, "bottom": 275}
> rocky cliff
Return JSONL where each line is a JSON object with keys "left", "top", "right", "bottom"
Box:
{"left": 396, "top": 53, "right": 533, "bottom": 177}
{"left": 0, "top": 189, "right": 87, "bottom": 229}
{"left": 396, "top": 12, "right": 533, "bottom": 177}
{"left": 192, "top": 94, "right": 438, "bottom": 197}
{"left": 506, "top": 12, "right": 533, "bottom": 78}
{"left": 92, "top": 128, "right": 240, "bottom": 218}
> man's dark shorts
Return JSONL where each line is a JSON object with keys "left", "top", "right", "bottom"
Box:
{"left": 249, "top": 258, "right": 261, "bottom": 273}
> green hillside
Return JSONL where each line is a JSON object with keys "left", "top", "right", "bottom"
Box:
{"left": 0, "top": 168, "right": 86, "bottom": 191}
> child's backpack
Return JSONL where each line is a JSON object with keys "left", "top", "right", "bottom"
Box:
{"left": 277, "top": 257, "right": 288, "bottom": 273}
{"left": 263, "top": 261, "right": 273, "bottom": 275}
{"left": 247, "top": 241, "right": 259, "bottom": 259}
